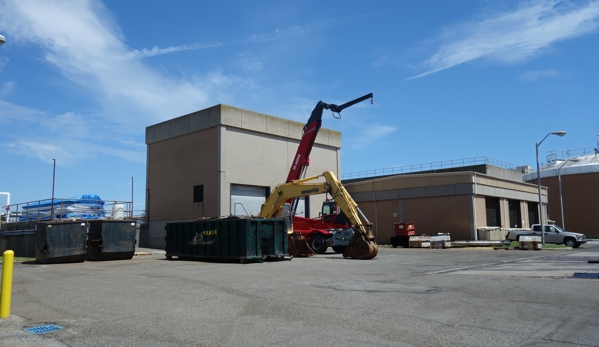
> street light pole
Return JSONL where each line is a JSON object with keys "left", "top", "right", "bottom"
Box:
{"left": 536, "top": 131, "right": 566, "bottom": 244}
{"left": 558, "top": 160, "right": 567, "bottom": 230}
{"left": 51, "top": 159, "right": 56, "bottom": 221}
{"left": 557, "top": 158, "right": 579, "bottom": 230}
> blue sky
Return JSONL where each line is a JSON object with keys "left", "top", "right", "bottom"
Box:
{"left": 1, "top": 0, "right": 598, "bottom": 213}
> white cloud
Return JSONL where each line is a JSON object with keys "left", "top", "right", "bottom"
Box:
{"left": 408, "top": 1, "right": 599, "bottom": 79}
{"left": 518, "top": 69, "right": 559, "bottom": 80}
{"left": 238, "top": 53, "right": 264, "bottom": 72}
{"left": 0, "top": 56, "right": 8, "bottom": 72}
{"left": 6, "top": 141, "right": 69, "bottom": 163}
{"left": 123, "top": 42, "right": 222, "bottom": 59}
{"left": 0, "top": 0, "right": 382, "bottom": 166}
{"left": 5, "top": 138, "right": 145, "bottom": 165}
{"left": 245, "top": 12, "right": 378, "bottom": 44}
{"left": 347, "top": 124, "right": 397, "bottom": 149}
{"left": 247, "top": 21, "right": 330, "bottom": 44}
{"left": 0, "top": 102, "right": 93, "bottom": 140}
{"left": 0, "top": 0, "right": 246, "bottom": 165}
{"left": 0, "top": 100, "right": 46, "bottom": 123}
{"left": 0, "top": 82, "right": 14, "bottom": 97}
{"left": 0, "top": 0, "right": 233, "bottom": 128}
{"left": 0, "top": 101, "right": 145, "bottom": 164}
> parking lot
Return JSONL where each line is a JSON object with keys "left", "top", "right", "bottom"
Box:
{"left": 1, "top": 242, "right": 599, "bottom": 347}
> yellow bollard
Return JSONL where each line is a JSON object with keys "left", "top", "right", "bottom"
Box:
{"left": 1, "top": 250, "right": 14, "bottom": 318}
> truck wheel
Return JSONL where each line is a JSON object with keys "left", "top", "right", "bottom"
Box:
{"left": 572, "top": 242, "right": 581, "bottom": 248}
{"left": 564, "top": 238, "right": 576, "bottom": 248}
{"left": 332, "top": 246, "right": 345, "bottom": 254}
{"left": 310, "top": 236, "right": 327, "bottom": 254}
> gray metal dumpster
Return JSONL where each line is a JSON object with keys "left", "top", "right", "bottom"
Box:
{"left": 165, "top": 217, "right": 289, "bottom": 263}
{"left": 87, "top": 220, "right": 136, "bottom": 260}
{"left": 35, "top": 222, "right": 87, "bottom": 264}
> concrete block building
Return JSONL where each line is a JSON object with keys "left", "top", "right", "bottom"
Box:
{"left": 143, "top": 103, "right": 553, "bottom": 247}
{"left": 343, "top": 165, "right": 545, "bottom": 243}
{"left": 143, "top": 104, "right": 341, "bottom": 248}
{"left": 523, "top": 153, "right": 599, "bottom": 237}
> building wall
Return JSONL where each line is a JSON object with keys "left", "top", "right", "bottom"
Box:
{"left": 474, "top": 195, "right": 487, "bottom": 230}
{"left": 345, "top": 171, "right": 543, "bottom": 242}
{"left": 493, "top": 198, "right": 507, "bottom": 228}
{"left": 403, "top": 195, "right": 471, "bottom": 240}
{"left": 144, "top": 103, "right": 342, "bottom": 248}
{"left": 218, "top": 126, "right": 340, "bottom": 217}
{"left": 370, "top": 199, "right": 401, "bottom": 243}
{"left": 147, "top": 127, "right": 219, "bottom": 221}
{"left": 354, "top": 195, "right": 471, "bottom": 243}
{"left": 520, "top": 201, "right": 529, "bottom": 228}
{"left": 531, "top": 172, "right": 599, "bottom": 236}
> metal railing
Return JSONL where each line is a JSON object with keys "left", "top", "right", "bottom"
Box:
{"left": 341, "top": 156, "right": 519, "bottom": 180}
{"left": 1, "top": 197, "right": 144, "bottom": 224}
{"left": 546, "top": 147, "right": 596, "bottom": 162}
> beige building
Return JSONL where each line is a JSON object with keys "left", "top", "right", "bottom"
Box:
{"left": 343, "top": 165, "right": 545, "bottom": 243}
{"left": 143, "top": 104, "right": 341, "bottom": 248}
{"left": 142, "top": 103, "right": 553, "bottom": 247}
{"left": 524, "top": 153, "right": 599, "bottom": 237}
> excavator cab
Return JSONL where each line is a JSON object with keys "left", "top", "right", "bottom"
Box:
{"left": 320, "top": 200, "right": 350, "bottom": 227}
{"left": 321, "top": 200, "right": 336, "bottom": 215}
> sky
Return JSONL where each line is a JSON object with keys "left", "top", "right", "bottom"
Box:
{"left": 1, "top": 0, "right": 598, "bottom": 214}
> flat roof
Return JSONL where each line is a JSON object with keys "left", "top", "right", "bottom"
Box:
{"left": 146, "top": 104, "right": 341, "bottom": 149}
{"left": 523, "top": 154, "right": 599, "bottom": 180}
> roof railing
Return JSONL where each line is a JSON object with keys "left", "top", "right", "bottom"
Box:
{"left": 1, "top": 197, "right": 145, "bottom": 224}
{"left": 341, "top": 156, "right": 519, "bottom": 180}
{"left": 546, "top": 147, "right": 596, "bottom": 162}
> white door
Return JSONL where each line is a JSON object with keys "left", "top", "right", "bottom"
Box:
{"left": 230, "top": 185, "right": 305, "bottom": 217}
{"left": 230, "top": 185, "right": 267, "bottom": 217}
{"left": 289, "top": 197, "right": 306, "bottom": 218}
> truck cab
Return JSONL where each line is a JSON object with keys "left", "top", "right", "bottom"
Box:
{"left": 531, "top": 224, "right": 587, "bottom": 248}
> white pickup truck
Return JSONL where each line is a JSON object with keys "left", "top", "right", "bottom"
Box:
{"left": 506, "top": 224, "right": 587, "bottom": 248}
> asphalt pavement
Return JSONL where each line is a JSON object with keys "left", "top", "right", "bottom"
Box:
{"left": 1, "top": 241, "right": 599, "bottom": 347}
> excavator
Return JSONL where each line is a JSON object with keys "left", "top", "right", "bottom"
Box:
{"left": 285, "top": 93, "right": 374, "bottom": 256}
{"left": 259, "top": 171, "right": 378, "bottom": 260}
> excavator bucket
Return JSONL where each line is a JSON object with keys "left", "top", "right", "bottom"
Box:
{"left": 287, "top": 233, "right": 316, "bottom": 257}
{"left": 343, "top": 232, "right": 378, "bottom": 259}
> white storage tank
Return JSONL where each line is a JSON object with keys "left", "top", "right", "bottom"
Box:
{"left": 112, "top": 203, "right": 125, "bottom": 220}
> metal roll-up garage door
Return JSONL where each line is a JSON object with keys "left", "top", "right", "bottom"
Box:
{"left": 230, "top": 184, "right": 305, "bottom": 217}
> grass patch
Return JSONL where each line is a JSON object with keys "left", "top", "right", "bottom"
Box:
{"left": 493, "top": 241, "right": 569, "bottom": 250}
{"left": 537, "top": 243, "right": 569, "bottom": 249}
{"left": 0, "top": 256, "right": 36, "bottom": 263}
{"left": 451, "top": 241, "right": 570, "bottom": 250}
{"left": 383, "top": 242, "right": 571, "bottom": 250}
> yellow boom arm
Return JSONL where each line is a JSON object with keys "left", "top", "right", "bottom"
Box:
{"left": 259, "top": 171, "right": 378, "bottom": 259}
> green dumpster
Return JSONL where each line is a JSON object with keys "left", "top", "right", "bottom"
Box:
{"left": 165, "top": 217, "right": 289, "bottom": 263}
